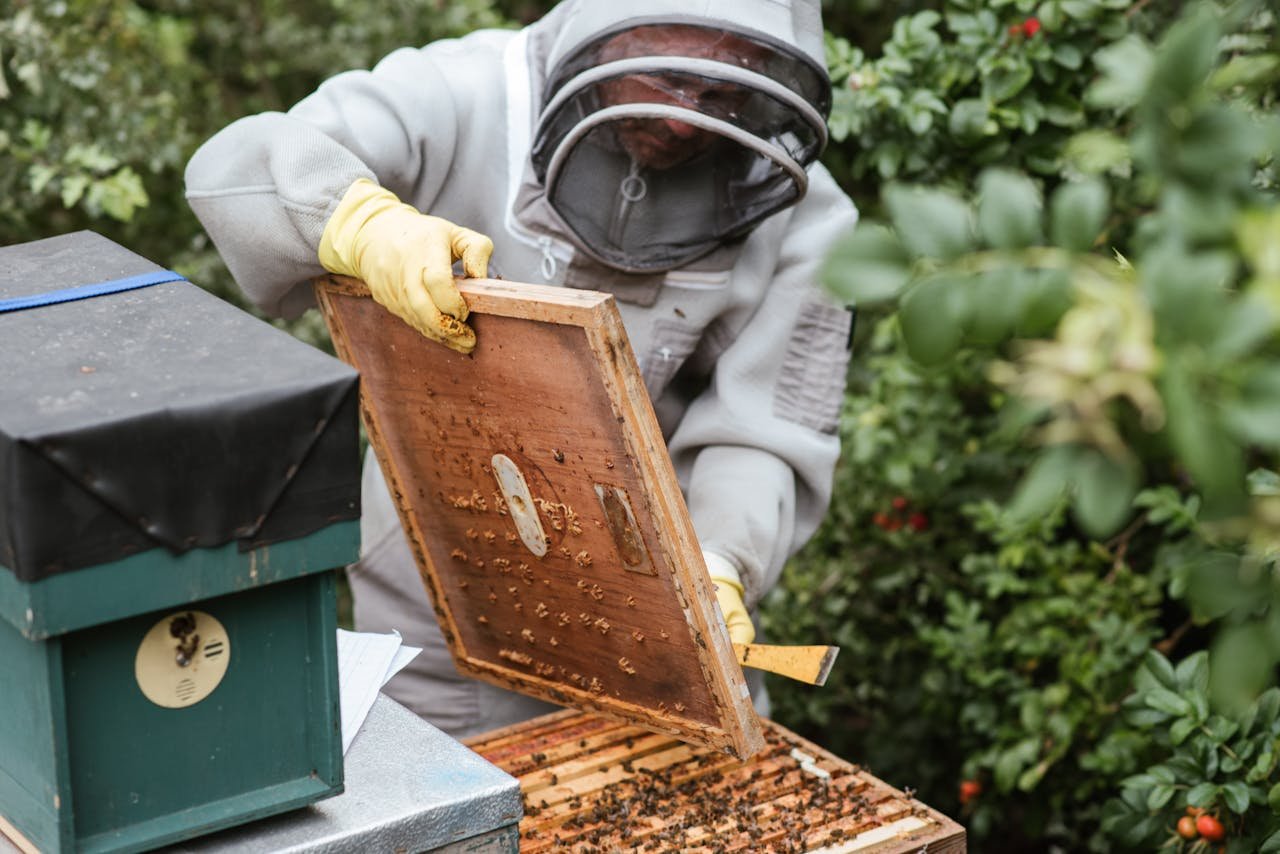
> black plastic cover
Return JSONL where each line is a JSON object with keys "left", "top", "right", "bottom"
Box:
{"left": 0, "top": 231, "right": 360, "bottom": 582}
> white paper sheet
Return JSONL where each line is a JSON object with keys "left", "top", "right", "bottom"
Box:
{"left": 336, "top": 629, "right": 422, "bottom": 754}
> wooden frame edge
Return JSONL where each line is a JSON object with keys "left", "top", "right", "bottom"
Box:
{"left": 313, "top": 275, "right": 765, "bottom": 759}
{"left": 312, "top": 277, "right": 475, "bottom": 666}
{"left": 581, "top": 299, "right": 765, "bottom": 759}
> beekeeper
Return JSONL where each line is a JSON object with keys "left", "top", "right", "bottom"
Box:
{"left": 185, "top": 0, "right": 857, "bottom": 738}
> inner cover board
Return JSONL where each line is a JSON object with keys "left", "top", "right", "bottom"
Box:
{"left": 315, "top": 275, "right": 764, "bottom": 758}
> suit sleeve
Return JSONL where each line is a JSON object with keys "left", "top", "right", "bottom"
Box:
{"left": 668, "top": 166, "right": 858, "bottom": 608}
{"left": 184, "top": 45, "right": 462, "bottom": 318}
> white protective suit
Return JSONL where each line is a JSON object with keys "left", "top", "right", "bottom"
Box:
{"left": 185, "top": 0, "right": 857, "bottom": 738}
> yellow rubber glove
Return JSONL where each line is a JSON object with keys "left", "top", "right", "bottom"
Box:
{"left": 318, "top": 178, "right": 493, "bottom": 353}
{"left": 709, "top": 563, "right": 756, "bottom": 645}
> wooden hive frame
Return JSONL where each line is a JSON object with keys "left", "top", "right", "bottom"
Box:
{"left": 467, "top": 709, "right": 967, "bottom": 853}
{"left": 315, "top": 275, "right": 765, "bottom": 758}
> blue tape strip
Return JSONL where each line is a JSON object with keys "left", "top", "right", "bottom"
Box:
{"left": 0, "top": 269, "right": 187, "bottom": 314}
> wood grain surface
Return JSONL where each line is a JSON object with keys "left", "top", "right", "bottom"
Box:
{"left": 467, "top": 710, "right": 967, "bottom": 853}
{"left": 315, "top": 275, "right": 764, "bottom": 757}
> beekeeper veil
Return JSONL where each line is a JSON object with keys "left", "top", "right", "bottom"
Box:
{"left": 531, "top": 1, "right": 831, "bottom": 273}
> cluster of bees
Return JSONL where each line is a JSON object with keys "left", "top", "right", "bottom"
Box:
{"left": 519, "top": 730, "right": 878, "bottom": 852}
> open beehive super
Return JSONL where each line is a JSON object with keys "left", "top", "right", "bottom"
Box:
{"left": 467, "top": 709, "right": 966, "bottom": 853}
{"left": 315, "top": 275, "right": 763, "bottom": 758}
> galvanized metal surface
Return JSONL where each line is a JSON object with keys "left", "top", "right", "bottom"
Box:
{"left": 162, "top": 693, "right": 521, "bottom": 853}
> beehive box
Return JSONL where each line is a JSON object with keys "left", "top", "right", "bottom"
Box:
{"left": 467, "top": 710, "right": 966, "bottom": 853}
{"left": 315, "top": 275, "right": 761, "bottom": 757}
{"left": 0, "top": 232, "right": 361, "bottom": 853}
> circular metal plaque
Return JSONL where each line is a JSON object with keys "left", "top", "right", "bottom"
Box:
{"left": 134, "top": 610, "right": 231, "bottom": 708}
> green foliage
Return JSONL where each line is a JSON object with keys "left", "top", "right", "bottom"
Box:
{"left": 763, "top": 317, "right": 1177, "bottom": 850}
{"left": 773, "top": 0, "right": 1280, "bottom": 850}
{"left": 1103, "top": 651, "right": 1280, "bottom": 851}
{"left": 1, "top": 0, "right": 512, "bottom": 345}
{"left": 822, "top": 0, "right": 1144, "bottom": 211}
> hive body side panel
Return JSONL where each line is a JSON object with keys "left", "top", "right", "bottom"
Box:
{"left": 0, "top": 621, "right": 73, "bottom": 853}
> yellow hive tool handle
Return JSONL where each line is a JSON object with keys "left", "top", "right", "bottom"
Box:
{"left": 733, "top": 643, "right": 839, "bottom": 686}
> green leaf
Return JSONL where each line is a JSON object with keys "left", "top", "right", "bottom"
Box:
{"left": 1127, "top": 707, "right": 1172, "bottom": 727}
{"left": 1257, "top": 688, "right": 1280, "bottom": 728}
{"left": 898, "top": 275, "right": 967, "bottom": 364}
{"left": 1049, "top": 178, "right": 1109, "bottom": 252}
{"left": 1143, "top": 248, "right": 1236, "bottom": 346}
{"left": 1060, "top": 0, "right": 1099, "bottom": 20}
{"left": 1170, "top": 717, "right": 1197, "bottom": 745}
{"left": 28, "top": 163, "right": 57, "bottom": 195}
{"left": 60, "top": 173, "right": 89, "bottom": 209}
{"left": 89, "top": 167, "right": 149, "bottom": 222}
{"left": 964, "top": 268, "right": 1026, "bottom": 343}
{"left": 1184, "top": 551, "right": 1257, "bottom": 623}
{"left": 1007, "top": 445, "right": 1076, "bottom": 523}
{"left": 1211, "top": 54, "right": 1280, "bottom": 91}
{"left": 1175, "top": 651, "right": 1210, "bottom": 696}
{"left": 994, "top": 738, "right": 1040, "bottom": 792}
{"left": 1204, "top": 716, "right": 1239, "bottom": 743}
{"left": 1221, "top": 781, "right": 1251, "bottom": 814}
{"left": 1151, "top": 6, "right": 1221, "bottom": 104}
{"left": 1223, "top": 366, "right": 1280, "bottom": 449}
{"left": 1072, "top": 449, "right": 1138, "bottom": 537}
{"left": 822, "top": 224, "right": 913, "bottom": 305}
{"left": 1052, "top": 43, "right": 1083, "bottom": 70}
{"left": 1212, "top": 624, "right": 1277, "bottom": 710}
{"left": 1269, "top": 781, "right": 1280, "bottom": 814}
{"left": 1237, "top": 208, "right": 1280, "bottom": 278}
{"left": 1016, "top": 269, "right": 1072, "bottom": 334}
{"left": 1143, "top": 650, "right": 1180, "bottom": 691}
{"left": 1210, "top": 295, "right": 1275, "bottom": 362}
{"left": 1064, "top": 130, "right": 1131, "bottom": 178}
{"left": 1145, "top": 686, "right": 1193, "bottom": 717}
{"left": 983, "top": 58, "right": 1034, "bottom": 103}
{"left": 1146, "top": 784, "right": 1175, "bottom": 810}
{"left": 1087, "top": 36, "right": 1155, "bottom": 109}
{"left": 977, "top": 169, "right": 1042, "bottom": 249}
{"left": 949, "top": 98, "right": 993, "bottom": 143}
{"left": 1185, "top": 782, "right": 1218, "bottom": 807}
{"left": 1161, "top": 356, "right": 1247, "bottom": 514}
{"left": 884, "top": 185, "right": 974, "bottom": 260}
{"left": 1261, "top": 828, "right": 1280, "bottom": 853}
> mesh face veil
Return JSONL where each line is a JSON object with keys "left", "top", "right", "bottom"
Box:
{"left": 531, "top": 22, "right": 831, "bottom": 273}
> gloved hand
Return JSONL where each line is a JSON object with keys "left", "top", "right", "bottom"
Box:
{"left": 705, "top": 552, "right": 755, "bottom": 645}
{"left": 318, "top": 178, "right": 493, "bottom": 353}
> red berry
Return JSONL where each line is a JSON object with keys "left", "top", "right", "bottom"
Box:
{"left": 1007, "top": 23, "right": 1022, "bottom": 37}
{"left": 891, "top": 496, "right": 908, "bottom": 510}
{"left": 1023, "top": 17, "right": 1041, "bottom": 37}
{"left": 1176, "top": 816, "right": 1198, "bottom": 840}
{"left": 959, "top": 779, "right": 982, "bottom": 804}
{"left": 908, "top": 512, "right": 929, "bottom": 532}
{"left": 885, "top": 517, "right": 903, "bottom": 532}
{"left": 1196, "top": 814, "right": 1225, "bottom": 843}
{"left": 872, "top": 512, "right": 890, "bottom": 529}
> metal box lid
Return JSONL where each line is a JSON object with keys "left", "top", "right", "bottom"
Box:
{"left": 0, "top": 232, "right": 360, "bottom": 583}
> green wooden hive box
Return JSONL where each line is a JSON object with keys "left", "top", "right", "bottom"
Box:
{"left": 0, "top": 232, "right": 362, "bottom": 853}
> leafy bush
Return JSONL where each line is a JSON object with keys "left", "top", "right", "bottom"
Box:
{"left": 1106, "top": 651, "right": 1280, "bottom": 852}
{"left": 767, "top": 0, "right": 1280, "bottom": 850}
{"left": 1, "top": 0, "right": 511, "bottom": 345}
